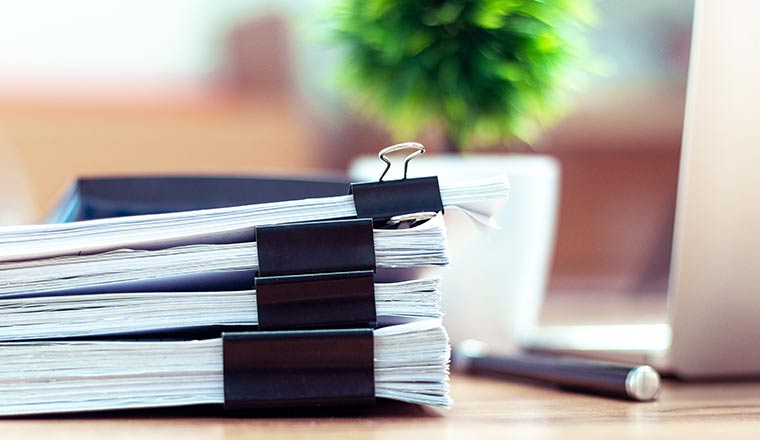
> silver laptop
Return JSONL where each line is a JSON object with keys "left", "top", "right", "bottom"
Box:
{"left": 522, "top": 0, "right": 760, "bottom": 378}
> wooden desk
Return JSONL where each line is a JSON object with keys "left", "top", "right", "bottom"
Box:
{"left": 2, "top": 374, "right": 759, "bottom": 439}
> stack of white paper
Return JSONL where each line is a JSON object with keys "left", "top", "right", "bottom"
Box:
{"left": 0, "top": 176, "right": 508, "bottom": 262}
{"left": 0, "top": 320, "right": 450, "bottom": 416}
{"left": 0, "top": 216, "right": 448, "bottom": 298}
{"left": 0, "top": 175, "right": 510, "bottom": 415}
{"left": 0, "top": 277, "right": 442, "bottom": 341}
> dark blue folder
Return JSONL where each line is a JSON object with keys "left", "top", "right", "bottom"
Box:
{"left": 48, "top": 175, "right": 351, "bottom": 223}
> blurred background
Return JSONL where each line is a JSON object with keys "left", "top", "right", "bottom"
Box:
{"left": 0, "top": 0, "right": 694, "bottom": 306}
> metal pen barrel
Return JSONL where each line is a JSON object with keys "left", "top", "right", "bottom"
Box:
{"left": 455, "top": 341, "right": 661, "bottom": 401}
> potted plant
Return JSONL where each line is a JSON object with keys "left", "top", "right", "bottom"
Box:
{"left": 334, "top": 0, "right": 596, "bottom": 351}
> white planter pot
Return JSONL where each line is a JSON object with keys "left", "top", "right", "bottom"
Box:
{"left": 351, "top": 154, "right": 560, "bottom": 353}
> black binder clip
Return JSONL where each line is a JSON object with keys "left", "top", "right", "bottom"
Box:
{"left": 349, "top": 142, "right": 444, "bottom": 226}
{"left": 222, "top": 328, "right": 375, "bottom": 409}
{"left": 254, "top": 219, "right": 377, "bottom": 330}
{"left": 255, "top": 271, "right": 376, "bottom": 330}
{"left": 256, "top": 218, "right": 376, "bottom": 276}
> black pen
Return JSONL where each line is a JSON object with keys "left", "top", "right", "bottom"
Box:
{"left": 453, "top": 340, "right": 661, "bottom": 401}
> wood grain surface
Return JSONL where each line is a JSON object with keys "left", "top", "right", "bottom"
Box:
{"left": 1, "top": 374, "right": 759, "bottom": 439}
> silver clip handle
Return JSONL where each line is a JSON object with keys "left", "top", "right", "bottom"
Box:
{"left": 377, "top": 142, "right": 426, "bottom": 182}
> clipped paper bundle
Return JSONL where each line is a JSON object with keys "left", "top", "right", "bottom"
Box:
{"left": 0, "top": 144, "right": 509, "bottom": 416}
{"left": 0, "top": 321, "right": 450, "bottom": 416}
{"left": 0, "top": 277, "right": 442, "bottom": 341}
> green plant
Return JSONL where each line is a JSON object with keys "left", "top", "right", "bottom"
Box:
{"left": 333, "top": 0, "right": 596, "bottom": 149}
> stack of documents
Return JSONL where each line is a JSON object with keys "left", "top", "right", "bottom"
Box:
{"left": 0, "top": 174, "right": 509, "bottom": 415}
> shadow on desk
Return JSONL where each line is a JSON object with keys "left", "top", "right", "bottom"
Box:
{"left": 8, "top": 399, "right": 442, "bottom": 421}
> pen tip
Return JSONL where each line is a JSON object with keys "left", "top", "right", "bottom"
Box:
{"left": 625, "top": 365, "right": 661, "bottom": 401}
